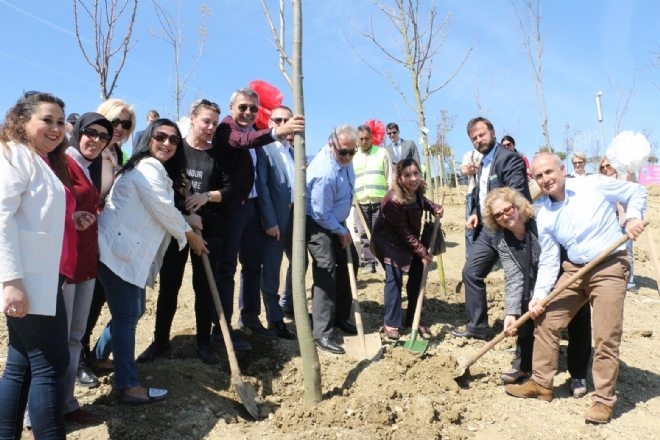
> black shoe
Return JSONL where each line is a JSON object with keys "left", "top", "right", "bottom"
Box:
{"left": 269, "top": 320, "right": 296, "bottom": 340}
{"left": 450, "top": 328, "right": 488, "bottom": 340}
{"left": 335, "top": 319, "right": 357, "bottom": 336}
{"left": 315, "top": 337, "right": 345, "bottom": 354}
{"left": 196, "top": 345, "right": 220, "bottom": 365}
{"left": 76, "top": 363, "right": 100, "bottom": 388}
{"left": 244, "top": 323, "right": 277, "bottom": 339}
{"left": 212, "top": 332, "right": 252, "bottom": 352}
{"left": 136, "top": 341, "right": 171, "bottom": 363}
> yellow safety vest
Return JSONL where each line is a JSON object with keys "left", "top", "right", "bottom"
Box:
{"left": 354, "top": 146, "right": 388, "bottom": 202}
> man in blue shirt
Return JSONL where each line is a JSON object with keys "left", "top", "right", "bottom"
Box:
{"left": 306, "top": 125, "right": 360, "bottom": 354}
{"left": 506, "top": 152, "right": 647, "bottom": 425}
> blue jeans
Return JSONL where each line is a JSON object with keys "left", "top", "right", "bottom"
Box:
{"left": 95, "top": 263, "right": 146, "bottom": 390}
{"left": 0, "top": 282, "right": 68, "bottom": 440}
{"left": 383, "top": 259, "right": 423, "bottom": 328}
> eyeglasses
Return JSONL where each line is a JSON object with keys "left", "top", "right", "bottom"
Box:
{"left": 331, "top": 129, "right": 357, "bottom": 157}
{"left": 153, "top": 131, "right": 180, "bottom": 145}
{"left": 191, "top": 98, "right": 221, "bottom": 115}
{"left": 81, "top": 127, "right": 111, "bottom": 143}
{"left": 387, "top": 131, "right": 398, "bottom": 136}
{"left": 270, "top": 117, "right": 289, "bottom": 124}
{"left": 493, "top": 205, "right": 515, "bottom": 221}
{"left": 237, "top": 104, "right": 258, "bottom": 113}
{"left": 112, "top": 119, "right": 132, "bottom": 130}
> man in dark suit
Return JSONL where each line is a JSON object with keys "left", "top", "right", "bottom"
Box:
{"left": 212, "top": 88, "right": 304, "bottom": 346}
{"left": 384, "top": 122, "right": 421, "bottom": 166}
{"left": 451, "top": 117, "right": 531, "bottom": 340}
{"left": 253, "top": 105, "right": 297, "bottom": 339}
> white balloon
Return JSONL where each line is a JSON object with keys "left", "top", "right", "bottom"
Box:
{"left": 606, "top": 131, "right": 651, "bottom": 174}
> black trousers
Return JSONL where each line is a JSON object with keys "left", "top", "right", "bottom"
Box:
{"left": 461, "top": 225, "right": 498, "bottom": 334}
{"left": 81, "top": 276, "right": 106, "bottom": 361}
{"left": 306, "top": 217, "right": 358, "bottom": 339}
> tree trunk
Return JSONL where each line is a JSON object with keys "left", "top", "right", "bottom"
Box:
{"left": 291, "top": 0, "right": 322, "bottom": 404}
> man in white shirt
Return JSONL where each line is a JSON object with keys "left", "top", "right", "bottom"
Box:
{"left": 506, "top": 152, "right": 647, "bottom": 425}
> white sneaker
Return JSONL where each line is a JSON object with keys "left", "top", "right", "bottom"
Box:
{"left": 570, "top": 378, "right": 587, "bottom": 398}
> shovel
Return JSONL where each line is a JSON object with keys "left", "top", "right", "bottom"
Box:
{"left": 454, "top": 223, "right": 649, "bottom": 378}
{"left": 197, "top": 233, "right": 260, "bottom": 419}
{"left": 352, "top": 199, "right": 384, "bottom": 274}
{"left": 399, "top": 215, "right": 442, "bottom": 354}
{"left": 343, "top": 245, "right": 383, "bottom": 361}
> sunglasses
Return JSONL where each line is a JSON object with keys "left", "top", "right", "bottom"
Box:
{"left": 191, "top": 98, "right": 221, "bottom": 114}
{"left": 387, "top": 131, "right": 398, "bottom": 135}
{"left": 82, "top": 127, "right": 111, "bottom": 143}
{"left": 112, "top": 118, "right": 132, "bottom": 130}
{"left": 237, "top": 104, "right": 258, "bottom": 113}
{"left": 153, "top": 131, "right": 180, "bottom": 145}
{"left": 502, "top": 142, "right": 513, "bottom": 148}
{"left": 572, "top": 161, "right": 584, "bottom": 165}
{"left": 331, "top": 129, "right": 357, "bottom": 157}
{"left": 270, "top": 117, "right": 289, "bottom": 124}
{"left": 493, "top": 205, "right": 515, "bottom": 221}
{"left": 601, "top": 164, "right": 612, "bottom": 170}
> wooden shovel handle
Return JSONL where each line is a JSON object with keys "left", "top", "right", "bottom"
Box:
{"left": 410, "top": 215, "right": 442, "bottom": 331}
{"left": 196, "top": 231, "right": 242, "bottom": 378}
{"left": 346, "top": 246, "right": 366, "bottom": 343}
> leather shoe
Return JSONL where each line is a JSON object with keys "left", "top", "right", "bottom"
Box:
{"left": 335, "top": 319, "right": 357, "bottom": 336}
{"left": 505, "top": 379, "right": 553, "bottom": 401}
{"left": 450, "top": 328, "right": 488, "bottom": 340}
{"left": 315, "top": 337, "right": 345, "bottom": 354}
{"left": 136, "top": 341, "right": 171, "bottom": 363}
{"left": 585, "top": 402, "right": 614, "bottom": 424}
{"left": 64, "top": 408, "right": 101, "bottom": 425}
{"left": 269, "top": 320, "right": 296, "bottom": 340}
{"left": 76, "top": 363, "right": 100, "bottom": 388}
{"left": 211, "top": 332, "right": 252, "bottom": 352}
{"left": 244, "top": 323, "right": 277, "bottom": 339}
{"left": 196, "top": 345, "right": 220, "bottom": 365}
{"left": 120, "top": 387, "right": 168, "bottom": 405}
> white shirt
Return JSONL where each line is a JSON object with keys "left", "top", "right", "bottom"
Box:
{"left": 533, "top": 175, "right": 647, "bottom": 299}
{"left": 478, "top": 145, "right": 498, "bottom": 214}
{"left": 461, "top": 150, "right": 483, "bottom": 193}
{"left": 276, "top": 140, "right": 295, "bottom": 203}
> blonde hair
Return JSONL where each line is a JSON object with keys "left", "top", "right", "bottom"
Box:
{"left": 483, "top": 187, "right": 534, "bottom": 232}
{"left": 96, "top": 98, "right": 136, "bottom": 142}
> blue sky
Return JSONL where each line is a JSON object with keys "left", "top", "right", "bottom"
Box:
{"left": 1, "top": 0, "right": 658, "bottom": 173}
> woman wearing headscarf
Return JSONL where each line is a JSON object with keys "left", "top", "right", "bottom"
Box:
{"left": 59, "top": 113, "right": 114, "bottom": 424}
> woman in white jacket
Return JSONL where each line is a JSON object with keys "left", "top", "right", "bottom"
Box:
{"left": 0, "top": 92, "right": 70, "bottom": 438}
{"left": 94, "top": 118, "right": 207, "bottom": 404}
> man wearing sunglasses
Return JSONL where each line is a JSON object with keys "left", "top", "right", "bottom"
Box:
{"left": 252, "top": 105, "right": 297, "bottom": 339}
{"left": 384, "top": 122, "right": 421, "bottom": 166}
{"left": 305, "top": 125, "right": 360, "bottom": 354}
{"left": 211, "top": 88, "right": 304, "bottom": 343}
{"left": 451, "top": 116, "right": 531, "bottom": 341}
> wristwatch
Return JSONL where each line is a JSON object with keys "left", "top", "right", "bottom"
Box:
{"left": 206, "top": 191, "right": 212, "bottom": 202}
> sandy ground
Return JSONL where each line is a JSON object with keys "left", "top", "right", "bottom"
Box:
{"left": 1, "top": 186, "right": 659, "bottom": 440}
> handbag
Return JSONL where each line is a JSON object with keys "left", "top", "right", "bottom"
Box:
{"left": 420, "top": 217, "right": 446, "bottom": 255}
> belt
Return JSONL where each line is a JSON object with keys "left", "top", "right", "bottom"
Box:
{"left": 568, "top": 249, "right": 628, "bottom": 267}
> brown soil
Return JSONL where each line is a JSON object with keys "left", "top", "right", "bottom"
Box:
{"left": 2, "top": 186, "right": 659, "bottom": 439}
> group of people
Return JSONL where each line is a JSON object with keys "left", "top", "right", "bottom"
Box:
{"left": 0, "top": 87, "right": 647, "bottom": 440}
{"left": 453, "top": 117, "right": 647, "bottom": 425}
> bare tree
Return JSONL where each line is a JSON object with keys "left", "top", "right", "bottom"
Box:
{"left": 511, "top": 0, "right": 552, "bottom": 150}
{"left": 151, "top": 1, "right": 209, "bottom": 119}
{"left": 261, "top": 0, "right": 322, "bottom": 404}
{"left": 430, "top": 109, "right": 456, "bottom": 190}
{"left": 352, "top": 0, "right": 472, "bottom": 201}
{"left": 607, "top": 75, "right": 636, "bottom": 134}
{"left": 73, "top": 0, "right": 138, "bottom": 100}
{"left": 260, "top": 0, "right": 292, "bottom": 89}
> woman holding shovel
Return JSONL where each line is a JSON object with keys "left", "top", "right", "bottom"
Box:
{"left": 371, "top": 158, "right": 443, "bottom": 340}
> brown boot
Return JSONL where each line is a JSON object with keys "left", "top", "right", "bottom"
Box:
{"left": 585, "top": 402, "right": 614, "bottom": 424}
{"left": 505, "top": 379, "right": 553, "bottom": 401}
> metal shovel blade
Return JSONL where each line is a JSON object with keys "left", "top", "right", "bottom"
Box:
{"left": 234, "top": 376, "right": 260, "bottom": 420}
{"left": 398, "top": 329, "right": 429, "bottom": 354}
{"left": 343, "top": 332, "right": 383, "bottom": 361}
